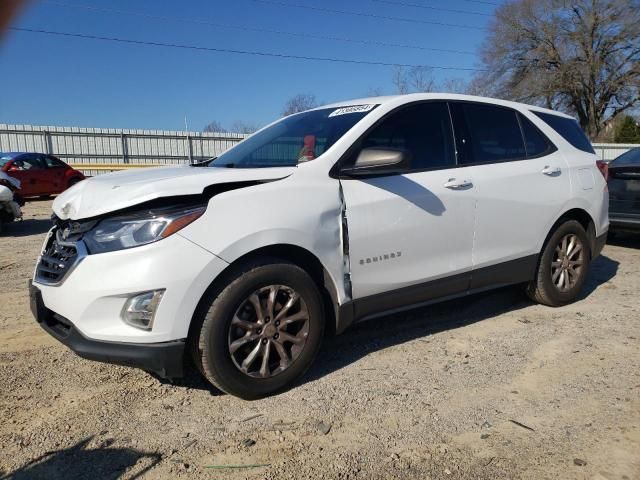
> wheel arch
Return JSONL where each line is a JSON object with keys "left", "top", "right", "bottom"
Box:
{"left": 187, "top": 244, "right": 341, "bottom": 349}
{"left": 540, "top": 207, "right": 597, "bottom": 259}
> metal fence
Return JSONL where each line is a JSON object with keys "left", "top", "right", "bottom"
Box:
{"left": 0, "top": 124, "right": 248, "bottom": 176}
{"left": 0, "top": 124, "right": 638, "bottom": 177}
{"left": 592, "top": 143, "right": 638, "bottom": 162}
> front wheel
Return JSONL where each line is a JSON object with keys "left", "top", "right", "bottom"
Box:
{"left": 527, "top": 220, "right": 591, "bottom": 306}
{"left": 193, "top": 259, "right": 325, "bottom": 400}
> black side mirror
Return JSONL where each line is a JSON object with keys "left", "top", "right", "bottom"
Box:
{"left": 341, "top": 147, "right": 411, "bottom": 177}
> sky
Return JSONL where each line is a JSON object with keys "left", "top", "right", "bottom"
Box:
{"left": 0, "top": 0, "right": 502, "bottom": 131}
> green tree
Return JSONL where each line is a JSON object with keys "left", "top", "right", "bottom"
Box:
{"left": 614, "top": 115, "right": 640, "bottom": 143}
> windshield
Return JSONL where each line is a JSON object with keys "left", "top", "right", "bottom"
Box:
{"left": 210, "top": 105, "right": 377, "bottom": 168}
{"left": 0, "top": 155, "right": 12, "bottom": 168}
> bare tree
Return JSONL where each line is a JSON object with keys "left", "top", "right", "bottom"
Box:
{"left": 282, "top": 94, "right": 318, "bottom": 116}
{"left": 392, "top": 66, "right": 436, "bottom": 94}
{"left": 229, "top": 121, "right": 259, "bottom": 134}
{"left": 441, "top": 77, "right": 469, "bottom": 94}
{"left": 476, "top": 0, "right": 640, "bottom": 138}
{"left": 203, "top": 120, "right": 227, "bottom": 133}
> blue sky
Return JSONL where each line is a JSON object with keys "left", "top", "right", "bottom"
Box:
{"left": 0, "top": 0, "right": 501, "bottom": 131}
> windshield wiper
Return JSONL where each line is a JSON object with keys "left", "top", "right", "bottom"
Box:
{"left": 190, "top": 156, "right": 216, "bottom": 167}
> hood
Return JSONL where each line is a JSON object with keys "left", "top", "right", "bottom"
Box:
{"left": 53, "top": 165, "right": 296, "bottom": 220}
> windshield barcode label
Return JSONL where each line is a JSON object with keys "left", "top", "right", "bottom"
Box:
{"left": 328, "top": 105, "right": 376, "bottom": 117}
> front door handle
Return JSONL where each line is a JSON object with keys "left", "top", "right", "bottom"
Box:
{"left": 542, "top": 165, "right": 562, "bottom": 176}
{"left": 444, "top": 178, "right": 473, "bottom": 190}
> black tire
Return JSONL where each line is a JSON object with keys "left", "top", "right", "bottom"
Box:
{"left": 527, "top": 219, "right": 591, "bottom": 306}
{"left": 193, "top": 259, "right": 325, "bottom": 400}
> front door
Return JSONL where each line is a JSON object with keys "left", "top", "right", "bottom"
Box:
{"left": 339, "top": 102, "right": 476, "bottom": 318}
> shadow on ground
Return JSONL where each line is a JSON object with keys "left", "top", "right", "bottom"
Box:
{"left": 2, "top": 218, "right": 52, "bottom": 237}
{"left": 172, "top": 254, "right": 618, "bottom": 395}
{"left": 1, "top": 437, "right": 161, "bottom": 480}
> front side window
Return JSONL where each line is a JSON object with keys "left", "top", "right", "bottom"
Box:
{"left": 211, "top": 105, "right": 377, "bottom": 168}
{"left": 14, "top": 155, "right": 46, "bottom": 170}
{"left": 352, "top": 102, "right": 455, "bottom": 171}
{"left": 450, "top": 102, "right": 526, "bottom": 165}
{"left": 532, "top": 111, "right": 595, "bottom": 154}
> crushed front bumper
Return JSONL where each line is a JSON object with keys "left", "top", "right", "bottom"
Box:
{"left": 30, "top": 280, "right": 185, "bottom": 378}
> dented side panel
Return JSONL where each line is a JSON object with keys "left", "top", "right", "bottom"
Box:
{"left": 179, "top": 170, "right": 351, "bottom": 306}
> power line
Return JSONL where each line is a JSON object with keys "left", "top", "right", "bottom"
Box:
{"left": 252, "top": 0, "right": 486, "bottom": 30}
{"left": 367, "top": 0, "right": 492, "bottom": 17}
{"left": 45, "top": 1, "right": 476, "bottom": 56}
{"left": 9, "top": 27, "right": 486, "bottom": 71}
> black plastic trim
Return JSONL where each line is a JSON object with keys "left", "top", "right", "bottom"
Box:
{"left": 335, "top": 254, "right": 538, "bottom": 332}
{"left": 30, "top": 281, "right": 185, "bottom": 378}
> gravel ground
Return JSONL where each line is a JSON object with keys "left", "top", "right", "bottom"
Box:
{"left": 1, "top": 200, "right": 639, "bottom": 480}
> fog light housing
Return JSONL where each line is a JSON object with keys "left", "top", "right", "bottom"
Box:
{"left": 121, "top": 290, "right": 165, "bottom": 330}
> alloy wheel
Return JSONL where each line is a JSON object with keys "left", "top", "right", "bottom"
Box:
{"left": 228, "top": 285, "right": 310, "bottom": 378}
{"left": 551, "top": 233, "right": 585, "bottom": 292}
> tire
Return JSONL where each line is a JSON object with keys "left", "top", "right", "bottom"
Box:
{"left": 193, "top": 259, "right": 325, "bottom": 400}
{"left": 527, "top": 220, "right": 591, "bottom": 307}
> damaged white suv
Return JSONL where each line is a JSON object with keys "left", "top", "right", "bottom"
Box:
{"left": 30, "top": 94, "right": 608, "bottom": 399}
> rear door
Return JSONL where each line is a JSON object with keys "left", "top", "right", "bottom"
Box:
{"left": 340, "top": 101, "right": 476, "bottom": 316}
{"left": 449, "top": 102, "right": 571, "bottom": 289}
{"left": 608, "top": 148, "right": 640, "bottom": 223}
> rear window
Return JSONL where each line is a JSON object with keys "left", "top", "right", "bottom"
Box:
{"left": 532, "top": 111, "right": 595, "bottom": 154}
{"left": 610, "top": 147, "right": 640, "bottom": 167}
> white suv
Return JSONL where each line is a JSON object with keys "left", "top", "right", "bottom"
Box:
{"left": 30, "top": 94, "right": 608, "bottom": 399}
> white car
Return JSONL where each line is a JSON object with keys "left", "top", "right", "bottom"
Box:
{"left": 30, "top": 94, "right": 608, "bottom": 399}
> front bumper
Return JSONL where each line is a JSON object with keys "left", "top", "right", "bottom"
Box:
{"left": 30, "top": 281, "right": 185, "bottom": 378}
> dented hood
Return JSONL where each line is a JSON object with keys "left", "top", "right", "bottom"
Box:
{"left": 52, "top": 165, "right": 296, "bottom": 220}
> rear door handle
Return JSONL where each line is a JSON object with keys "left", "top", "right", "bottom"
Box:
{"left": 444, "top": 178, "right": 473, "bottom": 189}
{"left": 542, "top": 165, "right": 562, "bottom": 176}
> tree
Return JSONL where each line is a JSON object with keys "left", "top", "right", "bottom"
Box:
{"left": 229, "top": 121, "right": 259, "bottom": 134}
{"left": 476, "top": 0, "right": 640, "bottom": 139}
{"left": 613, "top": 115, "right": 640, "bottom": 143}
{"left": 203, "top": 120, "right": 227, "bottom": 133}
{"left": 392, "top": 66, "right": 436, "bottom": 94}
{"left": 282, "top": 94, "right": 318, "bottom": 116}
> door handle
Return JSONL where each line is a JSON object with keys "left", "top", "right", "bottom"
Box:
{"left": 542, "top": 165, "right": 561, "bottom": 176}
{"left": 444, "top": 178, "right": 473, "bottom": 189}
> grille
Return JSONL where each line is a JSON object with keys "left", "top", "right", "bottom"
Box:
{"left": 35, "top": 229, "right": 82, "bottom": 285}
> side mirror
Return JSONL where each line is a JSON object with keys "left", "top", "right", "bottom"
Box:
{"left": 341, "top": 147, "right": 411, "bottom": 177}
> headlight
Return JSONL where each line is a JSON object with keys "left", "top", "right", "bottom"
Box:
{"left": 83, "top": 205, "right": 205, "bottom": 254}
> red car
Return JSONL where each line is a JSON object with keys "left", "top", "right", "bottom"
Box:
{"left": 0, "top": 152, "right": 85, "bottom": 197}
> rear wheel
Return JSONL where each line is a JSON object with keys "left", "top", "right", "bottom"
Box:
{"left": 527, "top": 220, "right": 591, "bottom": 306}
{"left": 193, "top": 259, "right": 325, "bottom": 399}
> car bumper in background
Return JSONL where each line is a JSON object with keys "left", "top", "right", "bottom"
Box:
{"left": 609, "top": 213, "right": 640, "bottom": 232}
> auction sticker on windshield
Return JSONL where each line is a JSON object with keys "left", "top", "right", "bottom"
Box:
{"left": 328, "top": 105, "right": 377, "bottom": 117}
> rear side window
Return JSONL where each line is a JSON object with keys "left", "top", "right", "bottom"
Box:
{"left": 532, "top": 111, "right": 595, "bottom": 154}
{"left": 358, "top": 101, "right": 456, "bottom": 171}
{"left": 45, "top": 156, "right": 66, "bottom": 168}
{"left": 450, "top": 102, "right": 526, "bottom": 165}
{"left": 518, "top": 113, "right": 557, "bottom": 157}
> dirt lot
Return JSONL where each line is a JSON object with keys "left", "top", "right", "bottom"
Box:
{"left": 0, "top": 200, "right": 639, "bottom": 480}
